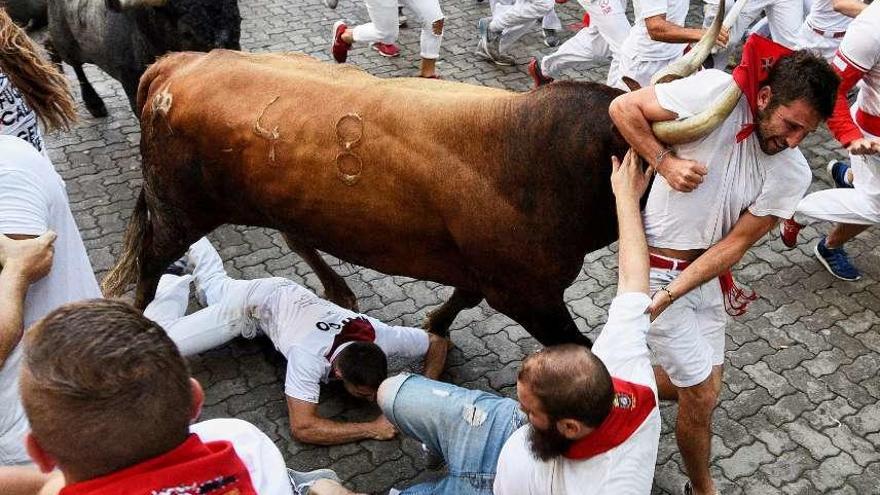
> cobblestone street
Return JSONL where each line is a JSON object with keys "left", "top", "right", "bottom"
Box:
{"left": 39, "top": 0, "right": 880, "bottom": 493}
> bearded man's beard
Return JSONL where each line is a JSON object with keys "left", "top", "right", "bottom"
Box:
{"left": 754, "top": 105, "right": 786, "bottom": 156}
{"left": 527, "top": 423, "right": 575, "bottom": 461}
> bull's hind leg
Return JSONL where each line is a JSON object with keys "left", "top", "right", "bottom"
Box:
{"left": 282, "top": 233, "right": 358, "bottom": 311}
{"left": 71, "top": 64, "right": 108, "bottom": 118}
{"left": 424, "top": 288, "right": 483, "bottom": 337}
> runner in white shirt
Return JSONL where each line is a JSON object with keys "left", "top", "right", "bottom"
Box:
{"left": 702, "top": 0, "right": 803, "bottom": 70}
{"left": 795, "top": 0, "right": 866, "bottom": 62}
{"left": 528, "top": 0, "right": 632, "bottom": 88}
{"left": 145, "top": 237, "right": 449, "bottom": 446}
{"left": 610, "top": 44, "right": 838, "bottom": 495}
{"left": 615, "top": 0, "right": 728, "bottom": 90}
{"left": 781, "top": 2, "right": 880, "bottom": 281}
{"left": 361, "top": 151, "right": 660, "bottom": 495}
{"left": 475, "top": 0, "right": 558, "bottom": 66}
{"left": 0, "top": 136, "right": 101, "bottom": 466}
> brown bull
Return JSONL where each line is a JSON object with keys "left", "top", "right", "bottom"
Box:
{"left": 103, "top": 49, "right": 631, "bottom": 346}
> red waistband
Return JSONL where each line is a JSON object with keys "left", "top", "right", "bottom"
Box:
{"left": 649, "top": 253, "right": 691, "bottom": 271}
{"left": 810, "top": 26, "right": 845, "bottom": 38}
{"left": 856, "top": 109, "right": 880, "bottom": 137}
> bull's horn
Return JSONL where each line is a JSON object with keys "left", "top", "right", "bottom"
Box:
{"left": 651, "top": 81, "right": 742, "bottom": 144}
{"left": 711, "top": 0, "right": 751, "bottom": 55}
{"left": 650, "top": 0, "right": 725, "bottom": 85}
{"left": 108, "top": 0, "right": 168, "bottom": 11}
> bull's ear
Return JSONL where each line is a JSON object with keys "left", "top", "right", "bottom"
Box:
{"left": 106, "top": 0, "right": 169, "bottom": 11}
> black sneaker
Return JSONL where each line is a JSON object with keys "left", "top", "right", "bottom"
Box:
{"left": 543, "top": 28, "right": 560, "bottom": 47}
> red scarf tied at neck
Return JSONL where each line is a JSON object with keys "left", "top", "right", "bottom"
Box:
{"left": 732, "top": 35, "right": 794, "bottom": 143}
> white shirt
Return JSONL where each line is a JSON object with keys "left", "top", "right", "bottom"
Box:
{"left": 836, "top": 1, "right": 880, "bottom": 118}
{"left": 257, "top": 284, "right": 430, "bottom": 403}
{"left": 0, "top": 136, "right": 101, "bottom": 465}
{"left": 0, "top": 73, "right": 43, "bottom": 152}
{"left": 493, "top": 292, "right": 660, "bottom": 495}
{"left": 621, "top": 0, "right": 689, "bottom": 62}
{"left": 191, "top": 418, "right": 294, "bottom": 495}
{"left": 806, "top": 0, "right": 855, "bottom": 33}
{"left": 644, "top": 70, "right": 812, "bottom": 250}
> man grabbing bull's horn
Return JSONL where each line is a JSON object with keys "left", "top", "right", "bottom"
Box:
{"left": 609, "top": 35, "right": 839, "bottom": 495}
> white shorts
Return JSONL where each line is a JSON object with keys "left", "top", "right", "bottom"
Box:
{"left": 648, "top": 266, "right": 727, "bottom": 388}
{"left": 794, "top": 23, "right": 842, "bottom": 63}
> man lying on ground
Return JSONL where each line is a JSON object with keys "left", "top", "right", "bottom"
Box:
{"left": 145, "top": 238, "right": 449, "bottom": 446}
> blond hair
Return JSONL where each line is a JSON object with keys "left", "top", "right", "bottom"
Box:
{"left": 0, "top": 10, "right": 76, "bottom": 132}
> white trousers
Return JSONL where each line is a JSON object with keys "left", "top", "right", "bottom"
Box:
{"left": 144, "top": 238, "right": 290, "bottom": 356}
{"left": 794, "top": 22, "right": 843, "bottom": 62}
{"left": 541, "top": 0, "right": 631, "bottom": 85}
{"left": 488, "top": 0, "right": 557, "bottom": 53}
{"left": 703, "top": 0, "right": 803, "bottom": 70}
{"left": 793, "top": 127, "right": 880, "bottom": 227}
{"left": 351, "top": 0, "right": 444, "bottom": 59}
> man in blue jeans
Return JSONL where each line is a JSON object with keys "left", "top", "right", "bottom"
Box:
{"left": 372, "top": 151, "right": 662, "bottom": 495}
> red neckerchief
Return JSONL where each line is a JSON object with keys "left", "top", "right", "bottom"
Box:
{"left": 61, "top": 435, "right": 257, "bottom": 495}
{"left": 563, "top": 378, "right": 656, "bottom": 460}
{"left": 325, "top": 316, "right": 377, "bottom": 360}
{"left": 732, "top": 35, "right": 794, "bottom": 143}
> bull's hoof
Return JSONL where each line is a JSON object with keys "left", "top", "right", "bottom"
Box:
{"left": 85, "top": 100, "right": 109, "bottom": 118}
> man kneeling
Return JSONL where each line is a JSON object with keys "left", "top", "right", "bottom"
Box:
{"left": 372, "top": 151, "right": 660, "bottom": 494}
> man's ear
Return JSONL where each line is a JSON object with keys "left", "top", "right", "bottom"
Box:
{"left": 190, "top": 378, "right": 205, "bottom": 422}
{"left": 26, "top": 433, "right": 57, "bottom": 473}
{"left": 756, "top": 86, "right": 773, "bottom": 112}
{"left": 556, "top": 418, "right": 591, "bottom": 440}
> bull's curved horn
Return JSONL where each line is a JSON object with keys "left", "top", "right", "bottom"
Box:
{"left": 651, "top": 81, "right": 742, "bottom": 144}
{"left": 650, "top": 0, "right": 725, "bottom": 85}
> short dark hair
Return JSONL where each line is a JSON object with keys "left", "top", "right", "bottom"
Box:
{"left": 765, "top": 49, "right": 839, "bottom": 120}
{"left": 518, "top": 344, "right": 613, "bottom": 427}
{"left": 335, "top": 342, "right": 388, "bottom": 390}
{"left": 21, "top": 299, "right": 193, "bottom": 480}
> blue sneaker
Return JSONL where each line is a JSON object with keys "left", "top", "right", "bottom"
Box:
{"left": 815, "top": 237, "right": 861, "bottom": 281}
{"left": 827, "top": 160, "right": 854, "bottom": 189}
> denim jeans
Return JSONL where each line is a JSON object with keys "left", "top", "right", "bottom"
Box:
{"left": 378, "top": 374, "right": 528, "bottom": 495}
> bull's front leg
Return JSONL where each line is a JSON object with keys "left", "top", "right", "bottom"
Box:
{"left": 282, "top": 233, "right": 359, "bottom": 311}
{"left": 424, "top": 288, "right": 483, "bottom": 338}
{"left": 490, "top": 294, "right": 592, "bottom": 348}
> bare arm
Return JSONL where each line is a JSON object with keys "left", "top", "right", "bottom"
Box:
{"left": 287, "top": 397, "right": 396, "bottom": 446}
{"left": 422, "top": 333, "right": 448, "bottom": 380}
{"left": 649, "top": 212, "right": 777, "bottom": 318}
{"left": 0, "top": 467, "right": 53, "bottom": 495}
{"left": 611, "top": 151, "right": 653, "bottom": 295}
{"left": 831, "top": 0, "right": 866, "bottom": 18}
{"left": 0, "top": 232, "right": 55, "bottom": 368}
{"left": 609, "top": 89, "right": 708, "bottom": 192}
{"left": 644, "top": 15, "right": 729, "bottom": 46}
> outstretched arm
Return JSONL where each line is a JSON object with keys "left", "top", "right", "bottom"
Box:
{"left": 287, "top": 397, "right": 397, "bottom": 446}
{"left": 610, "top": 151, "right": 653, "bottom": 295}
{"left": 422, "top": 333, "right": 449, "bottom": 380}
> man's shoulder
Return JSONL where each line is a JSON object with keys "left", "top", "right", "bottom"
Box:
{"left": 0, "top": 136, "right": 52, "bottom": 176}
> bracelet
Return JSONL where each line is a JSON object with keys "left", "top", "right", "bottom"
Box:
{"left": 655, "top": 147, "right": 673, "bottom": 168}
{"left": 659, "top": 286, "right": 675, "bottom": 303}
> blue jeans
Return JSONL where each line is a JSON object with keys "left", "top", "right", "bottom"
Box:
{"left": 378, "top": 374, "right": 527, "bottom": 495}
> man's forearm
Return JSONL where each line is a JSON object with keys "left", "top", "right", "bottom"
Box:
{"left": 832, "top": 0, "right": 866, "bottom": 17}
{"left": 609, "top": 99, "right": 669, "bottom": 170}
{"left": 646, "top": 18, "right": 704, "bottom": 44}
{"left": 0, "top": 269, "right": 29, "bottom": 368}
{"left": 616, "top": 197, "right": 650, "bottom": 294}
{"left": 664, "top": 238, "right": 745, "bottom": 300}
{"left": 423, "top": 334, "right": 448, "bottom": 380}
{"left": 0, "top": 467, "right": 52, "bottom": 495}
{"left": 291, "top": 416, "right": 381, "bottom": 446}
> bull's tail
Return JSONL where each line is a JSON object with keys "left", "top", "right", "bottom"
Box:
{"left": 102, "top": 188, "right": 148, "bottom": 297}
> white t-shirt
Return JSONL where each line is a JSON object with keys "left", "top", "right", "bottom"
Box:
{"left": 621, "top": 0, "right": 689, "bottom": 62}
{"left": 191, "top": 418, "right": 294, "bottom": 495}
{"left": 836, "top": 1, "right": 880, "bottom": 118}
{"left": 644, "top": 70, "right": 812, "bottom": 250}
{"left": 806, "top": 0, "right": 855, "bottom": 34}
{"left": 257, "top": 284, "right": 430, "bottom": 403}
{"left": 493, "top": 293, "right": 661, "bottom": 495}
{"left": 0, "top": 136, "right": 100, "bottom": 464}
{"left": 0, "top": 73, "right": 43, "bottom": 153}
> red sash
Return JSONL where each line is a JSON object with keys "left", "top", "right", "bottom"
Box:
{"left": 732, "top": 35, "right": 794, "bottom": 143}
{"left": 325, "top": 316, "right": 377, "bottom": 360}
{"left": 564, "top": 378, "right": 656, "bottom": 460}
{"left": 60, "top": 435, "right": 257, "bottom": 495}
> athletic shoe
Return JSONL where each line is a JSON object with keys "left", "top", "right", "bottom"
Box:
{"left": 330, "top": 21, "right": 351, "bottom": 64}
{"left": 827, "top": 159, "right": 854, "bottom": 188}
{"left": 398, "top": 6, "right": 408, "bottom": 27}
{"left": 372, "top": 42, "right": 401, "bottom": 57}
{"left": 323, "top": 0, "right": 338, "bottom": 9}
{"left": 527, "top": 56, "right": 554, "bottom": 88}
{"left": 288, "top": 468, "right": 341, "bottom": 495}
{"left": 555, "top": 0, "right": 568, "bottom": 3}
{"left": 815, "top": 237, "right": 861, "bottom": 281}
{"left": 779, "top": 218, "right": 803, "bottom": 248}
{"left": 163, "top": 257, "right": 189, "bottom": 276}
{"left": 543, "top": 28, "right": 560, "bottom": 48}
{"left": 682, "top": 481, "right": 720, "bottom": 495}
{"left": 475, "top": 18, "right": 515, "bottom": 66}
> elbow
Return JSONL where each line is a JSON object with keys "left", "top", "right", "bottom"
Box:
{"left": 609, "top": 96, "right": 627, "bottom": 126}
{"left": 647, "top": 29, "right": 664, "bottom": 41}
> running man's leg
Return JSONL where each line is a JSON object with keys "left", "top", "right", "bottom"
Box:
{"left": 492, "top": 0, "right": 555, "bottom": 53}
{"left": 144, "top": 273, "right": 194, "bottom": 329}
{"left": 351, "top": 0, "right": 400, "bottom": 45}
{"left": 541, "top": 26, "right": 608, "bottom": 77}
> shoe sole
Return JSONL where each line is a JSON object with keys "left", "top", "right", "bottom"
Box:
{"left": 814, "top": 243, "right": 861, "bottom": 281}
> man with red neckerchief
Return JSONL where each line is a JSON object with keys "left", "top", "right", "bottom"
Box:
{"left": 363, "top": 150, "right": 660, "bottom": 495}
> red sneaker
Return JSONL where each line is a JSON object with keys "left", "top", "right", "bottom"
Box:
{"left": 331, "top": 21, "right": 351, "bottom": 63}
{"left": 555, "top": 0, "right": 567, "bottom": 4}
{"left": 780, "top": 218, "right": 803, "bottom": 248}
{"left": 371, "top": 42, "right": 401, "bottom": 57}
{"left": 527, "top": 57, "right": 554, "bottom": 89}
